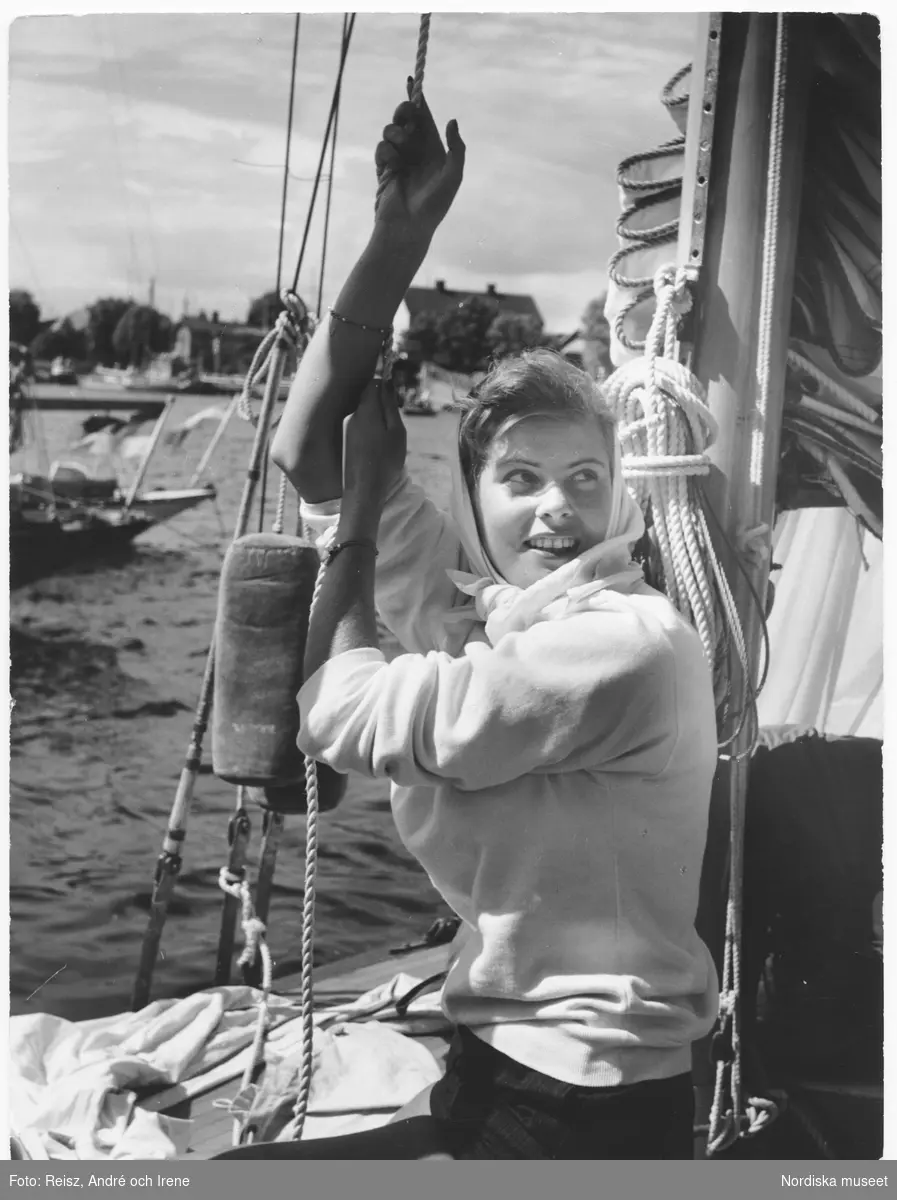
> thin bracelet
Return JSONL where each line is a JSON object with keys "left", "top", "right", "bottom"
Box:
{"left": 328, "top": 307, "right": 393, "bottom": 339}
{"left": 325, "top": 538, "right": 379, "bottom": 566}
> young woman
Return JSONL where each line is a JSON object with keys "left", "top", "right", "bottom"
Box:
{"left": 219, "top": 89, "right": 718, "bottom": 1160}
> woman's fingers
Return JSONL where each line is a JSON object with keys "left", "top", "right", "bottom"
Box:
{"left": 374, "top": 141, "right": 402, "bottom": 173}
{"left": 382, "top": 123, "right": 409, "bottom": 149}
{"left": 392, "top": 99, "right": 418, "bottom": 126}
{"left": 444, "top": 119, "right": 466, "bottom": 178}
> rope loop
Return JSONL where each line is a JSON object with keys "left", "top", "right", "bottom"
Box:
{"left": 238, "top": 291, "right": 315, "bottom": 428}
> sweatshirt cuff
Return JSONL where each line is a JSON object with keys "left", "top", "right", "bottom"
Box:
{"left": 298, "top": 647, "right": 386, "bottom": 720}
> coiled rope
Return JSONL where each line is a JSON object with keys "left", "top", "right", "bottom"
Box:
{"left": 606, "top": 266, "right": 721, "bottom": 667}
{"left": 605, "top": 245, "right": 779, "bottom": 1154}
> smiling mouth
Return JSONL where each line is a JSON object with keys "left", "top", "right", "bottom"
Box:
{"left": 525, "top": 536, "right": 579, "bottom": 556}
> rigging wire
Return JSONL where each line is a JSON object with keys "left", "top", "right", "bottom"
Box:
{"left": 290, "top": 13, "right": 356, "bottom": 295}
{"left": 275, "top": 14, "right": 302, "bottom": 298}
{"left": 316, "top": 14, "right": 348, "bottom": 317}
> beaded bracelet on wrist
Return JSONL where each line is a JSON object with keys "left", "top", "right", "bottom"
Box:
{"left": 325, "top": 538, "right": 379, "bottom": 566}
{"left": 327, "top": 307, "right": 392, "bottom": 340}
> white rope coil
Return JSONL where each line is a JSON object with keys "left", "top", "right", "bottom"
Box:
{"left": 606, "top": 266, "right": 720, "bottom": 665}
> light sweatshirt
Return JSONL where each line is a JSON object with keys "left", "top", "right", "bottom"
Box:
{"left": 297, "top": 434, "right": 719, "bottom": 1088}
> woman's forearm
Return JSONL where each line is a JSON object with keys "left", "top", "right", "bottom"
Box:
{"left": 271, "top": 223, "right": 430, "bottom": 503}
{"left": 304, "top": 505, "right": 382, "bottom": 680}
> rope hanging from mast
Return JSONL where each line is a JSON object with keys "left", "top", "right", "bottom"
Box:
{"left": 706, "top": 12, "right": 790, "bottom": 1159}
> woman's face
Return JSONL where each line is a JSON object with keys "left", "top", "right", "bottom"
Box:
{"left": 475, "top": 413, "right": 614, "bottom": 588}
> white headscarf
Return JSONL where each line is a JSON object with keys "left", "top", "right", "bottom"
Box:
{"left": 444, "top": 415, "right": 646, "bottom": 645}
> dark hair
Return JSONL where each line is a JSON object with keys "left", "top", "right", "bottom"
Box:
{"left": 458, "top": 349, "right": 616, "bottom": 490}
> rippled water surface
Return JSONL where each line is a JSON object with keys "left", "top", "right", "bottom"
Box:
{"left": 9, "top": 394, "right": 459, "bottom": 1020}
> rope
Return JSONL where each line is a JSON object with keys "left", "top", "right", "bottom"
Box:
{"left": 374, "top": 14, "right": 431, "bottom": 212}
{"left": 316, "top": 13, "right": 349, "bottom": 320}
{"left": 278, "top": 552, "right": 330, "bottom": 1143}
{"left": 238, "top": 292, "right": 311, "bottom": 427}
{"left": 290, "top": 14, "right": 356, "bottom": 296}
{"left": 606, "top": 266, "right": 721, "bottom": 666}
{"left": 217, "top": 866, "right": 274, "bottom": 1147}
{"left": 275, "top": 14, "right": 301, "bottom": 298}
{"left": 706, "top": 15, "right": 789, "bottom": 1157}
{"left": 272, "top": 471, "right": 290, "bottom": 535}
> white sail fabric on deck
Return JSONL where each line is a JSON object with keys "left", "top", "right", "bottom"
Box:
{"left": 758, "top": 507, "right": 882, "bottom": 739}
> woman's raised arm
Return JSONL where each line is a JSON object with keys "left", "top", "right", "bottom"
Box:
{"left": 271, "top": 89, "right": 465, "bottom": 503}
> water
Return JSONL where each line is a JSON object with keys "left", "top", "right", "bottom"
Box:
{"left": 9, "top": 392, "right": 459, "bottom": 1021}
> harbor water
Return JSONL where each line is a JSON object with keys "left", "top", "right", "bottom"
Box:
{"left": 9, "top": 391, "right": 460, "bottom": 1020}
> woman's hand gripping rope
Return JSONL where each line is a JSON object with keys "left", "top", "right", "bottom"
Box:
{"left": 374, "top": 82, "right": 466, "bottom": 242}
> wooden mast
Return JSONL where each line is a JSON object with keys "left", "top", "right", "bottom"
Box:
{"left": 676, "top": 13, "right": 812, "bottom": 1152}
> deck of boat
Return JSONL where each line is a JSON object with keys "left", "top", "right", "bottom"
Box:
{"left": 177, "top": 941, "right": 454, "bottom": 1159}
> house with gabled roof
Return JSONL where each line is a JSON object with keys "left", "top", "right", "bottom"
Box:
{"left": 398, "top": 280, "right": 543, "bottom": 333}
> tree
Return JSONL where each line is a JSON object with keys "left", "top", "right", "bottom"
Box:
{"left": 487, "top": 311, "right": 544, "bottom": 361}
{"left": 403, "top": 311, "right": 441, "bottom": 363}
{"left": 30, "top": 319, "right": 87, "bottom": 362}
{"left": 580, "top": 295, "right": 614, "bottom": 382}
{"left": 87, "top": 297, "right": 134, "bottom": 366}
{"left": 10, "top": 289, "right": 42, "bottom": 347}
{"left": 112, "top": 305, "right": 174, "bottom": 368}
{"left": 434, "top": 295, "right": 499, "bottom": 373}
{"left": 247, "top": 291, "right": 282, "bottom": 330}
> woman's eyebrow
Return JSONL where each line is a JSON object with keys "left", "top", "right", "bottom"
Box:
{"left": 569, "top": 457, "right": 608, "bottom": 469}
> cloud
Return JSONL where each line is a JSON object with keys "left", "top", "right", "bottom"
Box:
{"left": 9, "top": 12, "right": 696, "bottom": 331}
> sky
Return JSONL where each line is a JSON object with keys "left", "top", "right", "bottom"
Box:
{"left": 7, "top": 11, "right": 697, "bottom": 335}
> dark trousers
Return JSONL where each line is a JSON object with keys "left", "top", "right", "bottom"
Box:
{"left": 216, "top": 1025, "right": 695, "bottom": 1160}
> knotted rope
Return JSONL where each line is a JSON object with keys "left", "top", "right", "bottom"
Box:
{"left": 217, "top": 866, "right": 275, "bottom": 1147}
{"left": 605, "top": 265, "right": 721, "bottom": 667}
{"left": 238, "top": 291, "right": 313, "bottom": 428}
{"left": 237, "top": 290, "right": 313, "bottom": 534}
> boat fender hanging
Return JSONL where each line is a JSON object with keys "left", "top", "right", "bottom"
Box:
{"left": 259, "top": 771, "right": 346, "bottom": 815}
{"left": 212, "top": 533, "right": 339, "bottom": 801}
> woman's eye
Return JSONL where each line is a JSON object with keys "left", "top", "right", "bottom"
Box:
{"left": 504, "top": 468, "right": 539, "bottom": 490}
{"left": 570, "top": 468, "right": 600, "bottom": 489}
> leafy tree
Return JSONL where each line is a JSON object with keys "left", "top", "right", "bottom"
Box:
{"left": 112, "top": 305, "right": 174, "bottom": 368}
{"left": 403, "top": 311, "right": 441, "bottom": 363}
{"left": 247, "top": 291, "right": 284, "bottom": 330}
{"left": 10, "top": 289, "right": 42, "bottom": 347}
{"left": 580, "top": 295, "right": 614, "bottom": 382}
{"left": 87, "top": 297, "right": 134, "bottom": 366}
{"left": 434, "top": 295, "right": 498, "bottom": 373}
{"left": 31, "top": 320, "right": 88, "bottom": 362}
{"left": 487, "top": 311, "right": 544, "bottom": 361}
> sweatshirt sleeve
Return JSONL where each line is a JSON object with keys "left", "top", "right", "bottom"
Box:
{"left": 371, "top": 469, "right": 471, "bottom": 654}
{"left": 301, "top": 471, "right": 474, "bottom": 656}
{"left": 297, "top": 607, "right": 679, "bottom": 791}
